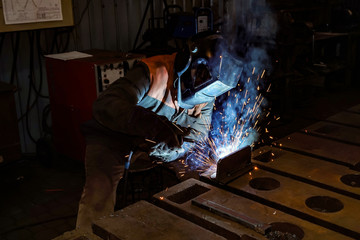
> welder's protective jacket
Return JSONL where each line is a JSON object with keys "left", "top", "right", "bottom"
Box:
{"left": 91, "top": 53, "right": 213, "bottom": 160}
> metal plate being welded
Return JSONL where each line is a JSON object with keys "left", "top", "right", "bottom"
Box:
{"left": 199, "top": 146, "right": 253, "bottom": 185}
{"left": 215, "top": 145, "right": 253, "bottom": 184}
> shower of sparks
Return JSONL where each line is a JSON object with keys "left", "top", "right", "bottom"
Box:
{"left": 261, "top": 70, "right": 266, "bottom": 79}
{"left": 184, "top": 68, "right": 270, "bottom": 177}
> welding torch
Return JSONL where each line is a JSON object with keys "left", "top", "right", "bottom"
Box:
{"left": 121, "top": 122, "right": 192, "bottom": 206}
{"left": 121, "top": 150, "right": 133, "bottom": 207}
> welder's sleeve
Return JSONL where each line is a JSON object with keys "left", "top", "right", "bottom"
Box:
{"left": 183, "top": 100, "right": 215, "bottom": 142}
{"left": 92, "top": 63, "right": 150, "bottom": 136}
{"left": 92, "top": 63, "right": 181, "bottom": 147}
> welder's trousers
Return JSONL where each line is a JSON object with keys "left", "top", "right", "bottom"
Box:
{"left": 75, "top": 135, "right": 128, "bottom": 233}
{"left": 75, "top": 134, "right": 192, "bottom": 232}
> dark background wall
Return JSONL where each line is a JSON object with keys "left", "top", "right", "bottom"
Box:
{"left": 0, "top": 0, "right": 359, "bottom": 158}
{"left": 0, "top": 0, "right": 227, "bottom": 155}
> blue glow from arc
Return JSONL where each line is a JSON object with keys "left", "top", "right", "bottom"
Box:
{"left": 184, "top": 48, "right": 269, "bottom": 172}
{"left": 211, "top": 68, "right": 265, "bottom": 159}
{"left": 182, "top": 0, "right": 277, "bottom": 173}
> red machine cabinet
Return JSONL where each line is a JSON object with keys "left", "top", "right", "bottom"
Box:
{"left": 45, "top": 50, "right": 144, "bottom": 162}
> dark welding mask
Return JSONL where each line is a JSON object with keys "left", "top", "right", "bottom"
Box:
{"left": 175, "top": 32, "right": 243, "bottom": 109}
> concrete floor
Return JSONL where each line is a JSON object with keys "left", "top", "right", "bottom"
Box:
{"left": 1, "top": 84, "right": 360, "bottom": 240}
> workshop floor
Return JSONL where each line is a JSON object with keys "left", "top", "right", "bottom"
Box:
{"left": 1, "top": 83, "right": 360, "bottom": 240}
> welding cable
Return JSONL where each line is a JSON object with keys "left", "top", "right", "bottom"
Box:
{"left": 70, "top": 0, "right": 92, "bottom": 49}
{"left": 51, "top": 28, "right": 72, "bottom": 53}
{"left": 17, "top": 31, "right": 40, "bottom": 123}
{"left": 41, "top": 29, "right": 57, "bottom": 55}
{"left": 10, "top": 32, "right": 28, "bottom": 145}
{"left": 113, "top": 0, "right": 121, "bottom": 51}
{"left": 70, "top": 26, "right": 80, "bottom": 50}
{"left": 18, "top": 30, "right": 48, "bottom": 99}
{"left": 50, "top": 28, "right": 60, "bottom": 53}
{"left": 41, "top": 104, "right": 52, "bottom": 136}
{"left": 17, "top": 100, "right": 39, "bottom": 122}
{"left": 61, "top": 28, "right": 72, "bottom": 52}
{"left": 31, "top": 30, "right": 44, "bottom": 139}
{"left": 121, "top": 150, "right": 133, "bottom": 207}
{"left": 50, "top": 28, "right": 68, "bottom": 53}
{"left": 25, "top": 31, "right": 38, "bottom": 144}
{"left": 34, "top": 30, "right": 49, "bottom": 98}
{"left": 132, "top": 0, "right": 152, "bottom": 50}
{"left": 75, "top": 0, "right": 92, "bottom": 27}
{"left": 10, "top": 32, "right": 20, "bottom": 85}
{"left": 36, "top": 29, "right": 48, "bottom": 54}
{"left": 10, "top": 31, "right": 35, "bottom": 123}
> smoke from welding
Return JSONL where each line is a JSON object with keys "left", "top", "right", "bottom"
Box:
{"left": 184, "top": 0, "right": 277, "bottom": 173}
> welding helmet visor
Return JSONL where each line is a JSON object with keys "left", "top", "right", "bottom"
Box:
{"left": 175, "top": 32, "right": 243, "bottom": 109}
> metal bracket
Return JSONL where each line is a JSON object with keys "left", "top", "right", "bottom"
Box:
{"left": 215, "top": 145, "right": 253, "bottom": 184}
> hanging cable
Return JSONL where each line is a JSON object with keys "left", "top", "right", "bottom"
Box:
{"left": 76, "top": 0, "right": 92, "bottom": 26}
{"left": 70, "top": 0, "right": 92, "bottom": 50}
{"left": 50, "top": 28, "right": 59, "bottom": 53}
{"left": 17, "top": 99, "right": 39, "bottom": 122}
{"left": 35, "top": 30, "right": 53, "bottom": 138}
{"left": 62, "top": 28, "right": 71, "bottom": 52}
{"left": 41, "top": 103, "right": 52, "bottom": 136}
{"left": 10, "top": 32, "right": 20, "bottom": 85}
{"left": 11, "top": 31, "right": 35, "bottom": 122}
{"left": 57, "top": 28, "right": 72, "bottom": 53}
{"left": 113, "top": 0, "right": 121, "bottom": 51}
{"left": 33, "top": 30, "right": 49, "bottom": 98}
{"left": 71, "top": 25, "right": 79, "bottom": 50}
{"left": 17, "top": 31, "right": 47, "bottom": 122}
{"left": 25, "top": 31, "right": 37, "bottom": 143}
{"left": 11, "top": 32, "right": 28, "bottom": 150}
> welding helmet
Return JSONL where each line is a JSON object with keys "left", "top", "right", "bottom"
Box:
{"left": 175, "top": 31, "right": 243, "bottom": 109}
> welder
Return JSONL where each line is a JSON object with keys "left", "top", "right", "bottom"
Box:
{"left": 75, "top": 31, "right": 242, "bottom": 232}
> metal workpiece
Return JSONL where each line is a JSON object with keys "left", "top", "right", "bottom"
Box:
{"left": 252, "top": 146, "right": 360, "bottom": 198}
{"left": 326, "top": 111, "right": 360, "bottom": 128}
{"left": 348, "top": 104, "right": 360, "bottom": 114}
{"left": 92, "top": 200, "right": 226, "bottom": 240}
{"left": 215, "top": 146, "right": 253, "bottom": 185}
{"left": 153, "top": 179, "right": 353, "bottom": 240}
{"left": 273, "top": 132, "right": 360, "bottom": 167}
{"left": 302, "top": 121, "right": 360, "bottom": 146}
{"left": 201, "top": 146, "right": 253, "bottom": 185}
{"left": 227, "top": 169, "right": 360, "bottom": 239}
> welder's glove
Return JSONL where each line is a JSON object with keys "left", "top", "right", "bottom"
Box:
{"left": 149, "top": 142, "right": 186, "bottom": 162}
{"left": 157, "top": 115, "right": 192, "bottom": 145}
{"left": 129, "top": 150, "right": 155, "bottom": 170}
{"left": 128, "top": 106, "right": 189, "bottom": 149}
